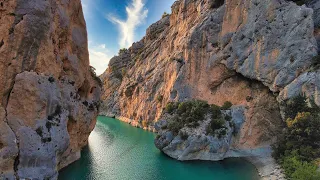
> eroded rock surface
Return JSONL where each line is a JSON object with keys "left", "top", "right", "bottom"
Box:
{"left": 101, "top": 0, "right": 319, "bottom": 178}
{"left": 0, "top": 0, "right": 101, "bottom": 179}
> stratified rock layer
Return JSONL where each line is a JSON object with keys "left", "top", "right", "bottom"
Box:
{"left": 101, "top": 0, "right": 319, "bottom": 178}
{"left": 0, "top": 0, "right": 101, "bottom": 179}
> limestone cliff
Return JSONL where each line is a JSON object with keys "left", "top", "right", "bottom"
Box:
{"left": 101, "top": 0, "right": 319, "bottom": 178}
{"left": 0, "top": 0, "right": 101, "bottom": 179}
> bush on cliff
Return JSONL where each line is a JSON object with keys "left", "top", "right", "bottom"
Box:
{"left": 273, "top": 95, "right": 320, "bottom": 179}
{"left": 162, "top": 12, "right": 169, "bottom": 18}
{"left": 221, "top": 101, "right": 233, "bottom": 110}
{"left": 165, "top": 100, "right": 229, "bottom": 136}
{"left": 206, "top": 117, "right": 226, "bottom": 137}
{"left": 281, "top": 155, "right": 320, "bottom": 180}
{"left": 165, "top": 100, "right": 211, "bottom": 134}
{"left": 119, "top": 48, "right": 127, "bottom": 54}
{"left": 89, "top": 66, "right": 103, "bottom": 87}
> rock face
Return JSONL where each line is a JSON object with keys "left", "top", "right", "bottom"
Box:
{"left": 0, "top": 0, "right": 101, "bottom": 179}
{"left": 101, "top": 0, "right": 319, "bottom": 178}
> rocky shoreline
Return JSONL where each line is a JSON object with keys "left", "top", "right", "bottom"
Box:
{"left": 100, "top": 114, "right": 285, "bottom": 179}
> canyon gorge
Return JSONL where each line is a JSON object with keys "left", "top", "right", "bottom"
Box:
{"left": 100, "top": 0, "right": 320, "bottom": 179}
{"left": 0, "top": 0, "right": 319, "bottom": 179}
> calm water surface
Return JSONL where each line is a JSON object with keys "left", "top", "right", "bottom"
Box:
{"left": 59, "top": 116, "right": 259, "bottom": 180}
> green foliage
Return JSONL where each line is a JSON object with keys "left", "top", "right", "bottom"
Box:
{"left": 283, "top": 95, "right": 314, "bottom": 119}
{"left": 281, "top": 155, "right": 320, "bottom": 180}
{"left": 218, "top": 128, "right": 227, "bottom": 139}
{"left": 225, "top": 115, "right": 232, "bottom": 121}
{"left": 90, "top": 66, "right": 103, "bottom": 87}
{"left": 162, "top": 12, "right": 169, "bottom": 18}
{"left": 167, "top": 118, "right": 182, "bottom": 134}
{"left": 221, "top": 101, "right": 233, "bottom": 110}
{"left": 207, "top": 117, "right": 226, "bottom": 137}
{"left": 210, "top": 104, "right": 221, "bottom": 119}
{"left": 273, "top": 95, "right": 320, "bottom": 179}
{"left": 119, "top": 48, "right": 127, "bottom": 54}
{"left": 165, "top": 102, "right": 179, "bottom": 114}
{"left": 179, "top": 131, "right": 189, "bottom": 140}
{"left": 165, "top": 100, "right": 223, "bottom": 135}
{"left": 157, "top": 95, "right": 163, "bottom": 103}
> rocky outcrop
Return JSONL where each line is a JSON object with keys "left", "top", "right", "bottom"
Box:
{"left": 0, "top": 0, "right": 100, "bottom": 179}
{"left": 101, "top": 0, "right": 319, "bottom": 178}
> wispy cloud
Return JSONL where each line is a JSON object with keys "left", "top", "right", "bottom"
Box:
{"left": 107, "top": 0, "right": 148, "bottom": 48}
{"left": 89, "top": 43, "right": 112, "bottom": 75}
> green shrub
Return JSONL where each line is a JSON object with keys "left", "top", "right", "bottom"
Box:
{"left": 186, "top": 121, "right": 200, "bottom": 128}
{"left": 210, "top": 104, "right": 221, "bottom": 119}
{"left": 89, "top": 66, "right": 103, "bottom": 87}
{"left": 281, "top": 155, "right": 320, "bottom": 180}
{"left": 221, "top": 101, "right": 233, "bottom": 110}
{"left": 283, "top": 95, "right": 310, "bottom": 119}
{"left": 179, "top": 131, "right": 189, "bottom": 140}
{"left": 210, "top": 118, "right": 225, "bottom": 132}
{"left": 225, "top": 115, "right": 232, "bottom": 121}
{"left": 157, "top": 95, "right": 163, "bottom": 103}
{"left": 162, "top": 12, "right": 169, "bottom": 18}
{"left": 167, "top": 118, "right": 183, "bottom": 134}
{"left": 165, "top": 100, "right": 228, "bottom": 135}
{"left": 218, "top": 128, "right": 227, "bottom": 139}
{"left": 166, "top": 102, "right": 179, "bottom": 114}
{"left": 119, "top": 48, "right": 127, "bottom": 54}
{"left": 273, "top": 95, "right": 320, "bottom": 179}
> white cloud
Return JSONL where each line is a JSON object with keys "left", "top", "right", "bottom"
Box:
{"left": 107, "top": 0, "right": 148, "bottom": 48}
{"left": 89, "top": 44, "right": 112, "bottom": 75}
{"left": 98, "top": 44, "right": 106, "bottom": 49}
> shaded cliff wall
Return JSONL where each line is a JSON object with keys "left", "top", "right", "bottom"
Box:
{"left": 0, "top": 0, "right": 101, "bottom": 179}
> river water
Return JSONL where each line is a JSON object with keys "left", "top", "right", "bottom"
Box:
{"left": 59, "top": 116, "right": 259, "bottom": 180}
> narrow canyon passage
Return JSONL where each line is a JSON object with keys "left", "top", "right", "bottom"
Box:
{"left": 59, "top": 117, "right": 259, "bottom": 180}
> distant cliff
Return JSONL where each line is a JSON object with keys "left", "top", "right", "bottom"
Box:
{"left": 100, "top": 0, "right": 319, "bottom": 179}
{"left": 0, "top": 0, "right": 101, "bottom": 179}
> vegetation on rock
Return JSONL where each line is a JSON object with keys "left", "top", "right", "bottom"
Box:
{"left": 220, "top": 101, "right": 233, "bottom": 110}
{"left": 119, "top": 48, "right": 127, "bottom": 54}
{"left": 162, "top": 12, "right": 169, "bottom": 18}
{"left": 164, "top": 100, "right": 231, "bottom": 138}
{"left": 273, "top": 95, "right": 320, "bottom": 179}
{"left": 90, "top": 66, "right": 103, "bottom": 87}
{"left": 157, "top": 95, "right": 163, "bottom": 103}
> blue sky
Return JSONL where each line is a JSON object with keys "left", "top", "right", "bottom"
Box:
{"left": 81, "top": 0, "right": 175, "bottom": 75}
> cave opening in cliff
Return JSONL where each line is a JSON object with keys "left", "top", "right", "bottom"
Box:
{"left": 211, "top": 0, "right": 225, "bottom": 9}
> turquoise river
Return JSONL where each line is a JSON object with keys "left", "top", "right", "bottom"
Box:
{"left": 59, "top": 116, "right": 260, "bottom": 180}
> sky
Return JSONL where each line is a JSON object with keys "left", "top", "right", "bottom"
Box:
{"left": 81, "top": 0, "right": 176, "bottom": 75}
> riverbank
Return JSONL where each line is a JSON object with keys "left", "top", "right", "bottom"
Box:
{"left": 59, "top": 116, "right": 259, "bottom": 180}
{"left": 99, "top": 115, "right": 285, "bottom": 180}
{"left": 99, "top": 113, "right": 156, "bottom": 132}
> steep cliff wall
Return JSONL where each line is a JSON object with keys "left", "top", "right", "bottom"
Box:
{"left": 101, "top": 0, "right": 319, "bottom": 178}
{"left": 101, "top": 0, "right": 318, "bottom": 129}
{"left": 0, "top": 0, "right": 101, "bottom": 179}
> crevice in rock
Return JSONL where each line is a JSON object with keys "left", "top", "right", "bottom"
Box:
{"left": 3, "top": 73, "right": 20, "bottom": 179}
{"left": 210, "top": 0, "right": 225, "bottom": 9}
{"left": 0, "top": 39, "right": 4, "bottom": 48}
